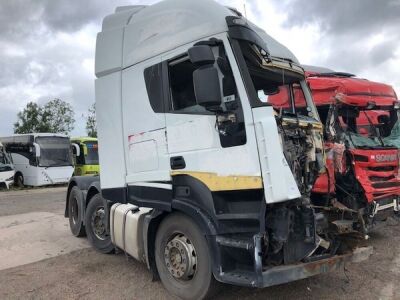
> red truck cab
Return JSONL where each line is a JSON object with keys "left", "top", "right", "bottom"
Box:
{"left": 267, "top": 66, "right": 400, "bottom": 234}
{"left": 305, "top": 67, "right": 400, "bottom": 231}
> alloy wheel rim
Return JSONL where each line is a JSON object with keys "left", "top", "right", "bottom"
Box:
{"left": 91, "top": 206, "right": 107, "bottom": 240}
{"left": 164, "top": 233, "right": 197, "bottom": 281}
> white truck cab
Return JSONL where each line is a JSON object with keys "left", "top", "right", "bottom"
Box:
{"left": 0, "top": 142, "right": 14, "bottom": 189}
{"left": 65, "top": 1, "right": 372, "bottom": 299}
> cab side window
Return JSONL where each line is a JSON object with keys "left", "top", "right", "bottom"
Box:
{"left": 168, "top": 58, "right": 210, "bottom": 114}
{"left": 167, "top": 44, "right": 246, "bottom": 147}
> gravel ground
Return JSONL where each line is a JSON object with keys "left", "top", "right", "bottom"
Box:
{"left": 0, "top": 188, "right": 399, "bottom": 300}
{"left": 0, "top": 186, "right": 66, "bottom": 217}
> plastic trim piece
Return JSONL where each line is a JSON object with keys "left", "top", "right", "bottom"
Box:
{"left": 171, "top": 171, "right": 263, "bottom": 191}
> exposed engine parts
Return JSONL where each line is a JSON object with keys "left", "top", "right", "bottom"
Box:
{"left": 264, "top": 204, "right": 318, "bottom": 265}
{"left": 278, "top": 119, "right": 325, "bottom": 195}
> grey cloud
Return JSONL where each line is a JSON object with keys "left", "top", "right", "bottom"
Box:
{"left": 40, "top": 0, "right": 107, "bottom": 32}
{"left": 308, "top": 37, "right": 397, "bottom": 74}
{"left": 40, "top": 0, "right": 158, "bottom": 32}
{"left": 271, "top": 0, "right": 400, "bottom": 76}
{"left": 369, "top": 38, "right": 398, "bottom": 65}
{"left": 0, "top": 107, "right": 18, "bottom": 136}
{"left": 317, "top": 34, "right": 398, "bottom": 73}
{"left": 0, "top": 0, "right": 398, "bottom": 136}
{"left": 0, "top": 0, "right": 159, "bottom": 135}
{"left": 281, "top": 0, "right": 400, "bottom": 35}
{"left": 0, "top": 0, "right": 157, "bottom": 43}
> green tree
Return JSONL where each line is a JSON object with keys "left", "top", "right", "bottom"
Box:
{"left": 14, "top": 102, "right": 43, "bottom": 134}
{"left": 14, "top": 99, "right": 75, "bottom": 134}
{"left": 41, "top": 98, "right": 75, "bottom": 134}
{"left": 85, "top": 103, "right": 97, "bottom": 138}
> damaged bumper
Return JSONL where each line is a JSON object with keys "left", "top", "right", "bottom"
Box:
{"left": 217, "top": 246, "right": 373, "bottom": 288}
{"left": 258, "top": 246, "right": 373, "bottom": 288}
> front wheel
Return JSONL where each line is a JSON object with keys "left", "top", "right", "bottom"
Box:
{"left": 155, "top": 213, "right": 220, "bottom": 300}
{"left": 85, "top": 194, "right": 114, "bottom": 254}
{"left": 14, "top": 173, "right": 24, "bottom": 188}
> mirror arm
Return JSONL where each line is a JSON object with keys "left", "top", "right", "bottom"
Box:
{"left": 72, "top": 143, "right": 81, "bottom": 157}
{"left": 33, "top": 143, "right": 41, "bottom": 158}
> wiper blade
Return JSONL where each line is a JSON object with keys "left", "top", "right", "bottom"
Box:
{"left": 362, "top": 111, "right": 384, "bottom": 147}
{"left": 345, "top": 130, "right": 356, "bottom": 147}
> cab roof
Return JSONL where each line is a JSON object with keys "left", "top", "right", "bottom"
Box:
{"left": 305, "top": 65, "right": 398, "bottom": 107}
{"left": 95, "top": 0, "right": 299, "bottom": 77}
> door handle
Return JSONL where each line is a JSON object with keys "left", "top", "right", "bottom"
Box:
{"left": 170, "top": 156, "right": 186, "bottom": 170}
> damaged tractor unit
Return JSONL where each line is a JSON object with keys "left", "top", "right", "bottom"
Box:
{"left": 65, "top": 2, "right": 372, "bottom": 299}
{"left": 306, "top": 67, "right": 400, "bottom": 234}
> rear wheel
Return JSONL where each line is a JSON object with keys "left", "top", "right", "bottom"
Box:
{"left": 85, "top": 194, "right": 114, "bottom": 254}
{"left": 155, "top": 213, "right": 220, "bottom": 300}
{"left": 68, "top": 186, "right": 86, "bottom": 237}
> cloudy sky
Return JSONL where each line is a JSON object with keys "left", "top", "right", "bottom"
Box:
{"left": 0, "top": 0, "right": 399, "bottom": 136}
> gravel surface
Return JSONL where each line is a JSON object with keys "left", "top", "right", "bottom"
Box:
{"left": 0, "top": 187, "right": 66, "bottom": 217}
{"left": 0, "top": 188, "right": 399, "bottom": 299}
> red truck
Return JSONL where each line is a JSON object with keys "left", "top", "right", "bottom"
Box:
{"left": 306, "top": 67, "right": 400, "bottom": 233}
{"left": 267, "top": 66, "right": 400, "bottom": 235}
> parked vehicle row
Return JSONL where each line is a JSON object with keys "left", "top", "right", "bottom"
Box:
{"left": 0, "top": 134, "right": 99, "bottom": 188}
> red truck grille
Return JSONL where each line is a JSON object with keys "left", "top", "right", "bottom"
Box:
{"left": 368, "top": 166, "right": 395, "bottom": 172}
{"left": 369, "top": 175, "right": 395, "bottom": 182}
{"left": 351, "top": 149, "right": 400, "bottom": 203}
{"left": 371, "top": 181, "right": 400, "bottom": 189}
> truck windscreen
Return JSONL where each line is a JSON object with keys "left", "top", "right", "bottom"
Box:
{"left": 36, "top": 136, "right": 73, "bottom": 167}
{"left": 84, "top": 142, "right": 99, "bottom": 165}
{"left": 238, "top": 41, "right": 318, "bottom": 120}
{"left": 336, "top": 107, "right": 400, "bottom": 148}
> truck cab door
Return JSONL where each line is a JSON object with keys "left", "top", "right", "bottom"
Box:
{"left": 161, "top": 37, "right": 262, "bottom": 189}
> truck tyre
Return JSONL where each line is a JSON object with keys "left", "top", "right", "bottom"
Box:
{"left": 14, "top": 173, "right": 24, "bottom": 187}
{"left": 155, "top": 213, "right": 220, "bottom": 300}
{"left": 85, "top": 193, "right": 114, "bottom": 254}
{"left": 68, "top": 186, "right": 86, "bottom": 237}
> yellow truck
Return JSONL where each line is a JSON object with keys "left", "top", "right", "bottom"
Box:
{"left": 71, "top": 137, "right": 99, "bottom": 176}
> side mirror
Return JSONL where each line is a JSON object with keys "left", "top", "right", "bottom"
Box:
{"left": 33, "top": 143, "right": 41, "bottom": 158}
{"left": 189, "top": 45, "right": 222, "bottom": 110}
{"left": 193, "top": 66, "right": 222, "bottom": 110}
{"left": 71, "top": 143, "right": 80, "bottom": 157}
{"left": 188, "top": 45, "right": 215, "bottom": 66}
{"left": 83, "top": 145, "right": 88, "bottom": 156}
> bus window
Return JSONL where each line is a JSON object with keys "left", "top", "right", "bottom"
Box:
{"left": 36, "top": 136, "right": 72, "bottom": 167}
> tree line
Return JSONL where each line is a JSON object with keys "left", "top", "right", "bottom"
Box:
{"left": 14, "top": 99, "right": 97, "bottom": 137}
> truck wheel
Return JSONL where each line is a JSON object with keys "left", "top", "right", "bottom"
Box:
{"left": 155, "top": 213, "right": 220, "bottom": 300}
{"left": 68, "top": 186, "right": 86, "bottom": 237}
{"left": 85, "top": 194, "right": 114, "bottom": 254}
{"left": 14, "top": 173, "right": 24, "bottom": 187}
